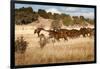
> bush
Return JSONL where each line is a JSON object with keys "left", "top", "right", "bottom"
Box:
{"left": 50, "top": 19, "right": 62, "bottom": 30}
{"left": 85, "top": 18, "right": 94, "bottom": 25}
{"left": 15, "top": 36, "right": 28, "bottom": 54}
{"left": 15, "top": 7, "right": 39, "bottom": 25}
{"left": 62, "top": 16, "right": 73, "bottom": 26}
{"left": 38, "top": 9, "right": 49, "bottom": 19}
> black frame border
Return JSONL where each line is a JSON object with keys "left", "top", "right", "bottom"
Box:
{"left": 10, "top": 0, "right": 97, "bottom": 69}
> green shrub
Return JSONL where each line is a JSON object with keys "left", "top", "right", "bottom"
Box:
{"left": 15, "top": 36, "right": 28, "bottom": 54}
{"left": 38, "top": 9, "right": 49, "bottom": 19}
{"left": 62, "top": 16, "right": 73, "bottom": 26}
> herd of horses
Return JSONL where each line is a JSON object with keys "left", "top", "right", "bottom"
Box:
{"left": 15, "top": 27, "right": 95, "bottom": 53}
{"left": 34, "top": 27, "right": 94, "bottom": 41}
{"left": 34, "top": 27, "right": 94, "bottom": 48}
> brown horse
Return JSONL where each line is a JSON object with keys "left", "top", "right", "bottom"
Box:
{"left": 80, "top": 27, "right": 94, "bottom": 37}
{"left": 53, "top": 29, "right": 68, "bottom": 41}
{"left": 34, "top": 28, "right": 44, "bottom": 37}
{"left": 87, "top": 27, "right": 94, "bottom": 37}
{"left": 66, "top": 29, "right": 81, "bottom": 38}
{"left": 34, "top": 28, "right": 68, "bottom": 41}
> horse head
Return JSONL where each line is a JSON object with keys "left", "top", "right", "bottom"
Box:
{"left": 34, "top": 27, "right": 45, "bottom": 36}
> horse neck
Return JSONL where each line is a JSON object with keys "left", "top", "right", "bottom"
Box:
{"left": 42, "top": 29, "right": 50, "bottom": 32}
{"left": 37, "top": 28, "right": 44, "bottom": 32}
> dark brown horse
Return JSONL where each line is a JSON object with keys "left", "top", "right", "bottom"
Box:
{"left": 80, "top": 27, "right": 94, "bottom": 37}
{"left": 66, "top": 29, "right": 81, "bottom": 38}
{"left": 48, "top": 29, "right": 68, "bottom": 41}
{"left": 34, "top": 28, "right": 44, "bottom": 37}
{"left": 34, "top": 28, "right": 68, "bottom": 41}
{"left": 87, "top": 27, "right": 94, "bottom": 37}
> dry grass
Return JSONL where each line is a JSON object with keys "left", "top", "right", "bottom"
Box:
{"left": 15, "top": 25, "right": 94, "bottom": 66}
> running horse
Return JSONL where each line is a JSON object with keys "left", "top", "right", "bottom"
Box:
{"left": 34, "top": 28, "right": 44, "bottom": 37}
{"left": 80, "top": 27, "right": 94, "bottom": 37}
{"left": 34, "top": 28, "right": 68, "bottom": 41}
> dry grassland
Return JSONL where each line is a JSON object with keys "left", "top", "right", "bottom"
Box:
{"left": 15, "top": 25, "right": 94, "bottom": 66}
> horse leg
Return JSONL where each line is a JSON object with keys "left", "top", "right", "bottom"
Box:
{"left": 38, "top": 32, "right": 40, "bottom": 37}
{"left": 83, "top": 34, "right": 86, "bottom": 37}
{"left": 64, "top": 37, "right": 68, "bottom": 41}
{"left": 52, "top": 38, "right": 55, "bottom": 46}
{"left": 56, "top": 38, "right": 60, "bottom": 42}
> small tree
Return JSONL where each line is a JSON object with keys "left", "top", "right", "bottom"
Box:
{"left": 38, "top": 9, "right": 49, "bottom": 19}
{"left": 50, "top": 19, "right": 62, "bottom": 31}
{"left": 15, "top": 36, "right": 28, "bottom": 54}
{"left": 62, "top": 15, "right": 73, "bottom": 26}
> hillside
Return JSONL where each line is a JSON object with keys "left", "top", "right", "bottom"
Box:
{"left": 15, "top": 7, "right": 95, "bottom": 26}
